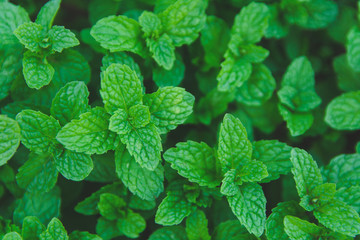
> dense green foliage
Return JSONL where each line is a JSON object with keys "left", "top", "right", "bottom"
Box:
{"left": 0, "top": 0, "right": 360, "bottom": 239}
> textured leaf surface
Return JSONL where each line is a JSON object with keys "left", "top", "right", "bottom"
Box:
{"left": 227, "top": 183, "right": 266, "bottom": 237}
{"left": 347, "top": 27, "right": 360, "bottom": 72}
{"left": 164, "top": 141, "right": 222, "bottom": 187}
{"left": 50, "top": 81, "right": 90, "bottom": 125}
{"left": 139, "top": 11, "right": 162, "bottom": 37}
{"left": 115, "top": 147, "right": 164, "bottom": 200}
{"left": 3, "top": 232, "right": 22, "bottom": 240}
{"left": 158, "top": 0, "right": 207, "bottom": 46}
{"left": 253, "top": 140, "right": 292, "bottom": 182}
{"left": 56, "top": 107, "right": 118, "bottom": 155}
{"left": 98, "top": 193, "right": 126, "bottom": 220}
{"left": 335, "top": 186, "right": 360, "bottom": 212}
{"left": 128, "top": 104, "right": 151, "bottom": 129}
{"left": 54, "top": 150, "right": 93, "bottom": 181}
{"left": 186, "top": 210, "right": 211, "bottom": 240}
{"left": 278, "top": 104, "right": 313, "bottom": 136}
{"left": 283, "top": 216, "right": 322, "bottom": 240}
{"left": 149, "top": 226, "right": 187, "bottom": 240}
{"left": 290, "top": 148, "right": 323, "bottom": 198}
{"left": 22, "top": 51, "right": 54, "bottom": 89}
{"left": 218, "top": 114, "right": 252, "bottom": 173}
{"left": 148, "top": 34, "right": 175, "bottom": 70}
{"left": 109, "top": 109, "right": 131, "bottom": 135}
{"left": 49, "top": 26, "right": 80, "bottom": 53}
{"left": 16, "top": 110, "right": 61, "bottom": 154}
{"left": 13, "top": 22, "right": 44, "bottom": 52}
{"left": 35, "top": 0, "right": 61, "bottom": 29}
{"left": 100, "top": 64, "right": 143, "bottom": 114}
{"left": 40, "top": 218, "right": 68, "bottom": 240}
{"left": 0, "top": 115, "right": 20, "bottom": 166}
{"left": 22, "top": 216, "right": 45, "bottom": 240}
{"left": 144, "top": 86, "right": 194, "bottom": 134}
{"left": 325, "top": 91, "right": 360, "bottom": 130}
{"left": 69, "top": 231, "right": 102, "bottom": 240}
{"left": 117, "top": 210, "right": 146, "bottom": 238}
{"left": 220, "top": 169, "right": 239, "bottom": 196}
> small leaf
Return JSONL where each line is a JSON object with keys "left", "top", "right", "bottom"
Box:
{"left": 2, "top": 232, "right": 22, "bottom": 240}
{"left": 40, "top": 218, "right": 68, "bottom": 240}
{"left": 186, "top": 210, "right": 211, "bottom": 240}
{"left": 139, "top": 11, "right": 162, "bottom": 38}
{"left": 109, "top": 109, "right": 131, "bottom": 135}
{"left": 68, "top": 231, "right": 102, "bottom": 240}
{"left": 128, "top": 104, "right": 151, "bottom": 129}
{"left": 147, "top": 34, "right": 175, "bottom": 70}
{"left": 220, "top": 169, "right": 239, "bottom": 196}
{"left": 278, "top": 104, "right": 314, "bottom": 136}
{"left": 0, "top": 115, "right": 20, "bottom": 166}
{"left": 98, "top": 193, "right": 126, "bottom": 220}
{"left": 283, "top": 216, "right": 323, "bottom": 240}
{"left": 149, "top": 226, "right": 187, "bottom": 240}
{"left": 49, "top": 26, "right": 80, "bottom": 53}
{"left": 35, "top": 0, "right": 61, "bottom": 29}
{"left": 13, "top": 22, "right": 44, "bottom": 52}
{"left": 22, "top": 216, "right": 45, "bottom": 240}
{"left": 117, "top": 210, "right": 146, "bottom": 238}
{"left": 335, "top": 186, "right": 360, "bottom": 212}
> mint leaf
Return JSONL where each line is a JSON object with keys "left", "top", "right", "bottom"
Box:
{"left": 278, "top": 104, "right": 314, "bottom": 136}
{"left": 158, "top": 0, "right": 207, "bottom": 46}
{"left": 265, "top": 4, "right": 289, "bottom": 39}
{"left": 155, "top": 190, "right": 195, "bottom": 226}
{"left": 128, "top": 104, "right": 151, "bottom": 128}
{"left": 16, "top": 153, "right": 58, "bottom": 192}
{"left": 16, "top": 110, "right": 61, "bottom": 154}
{"left": 229, "top": 2, "right": 269, "bottom": 46}
{"left": 3, "top": 232, "right": 22, "bottom": 240}
{"left": 220, "top": 169, "right": 239, "bottom": 196}
{"left": 144, "top": 86, "right": 194, "bottom": 134}
{"left": 95, "top": 217, "right": 121, "bottom": 240}
{"left": 347, "top": 27, "right": 360, "bottom": 72}
{"left": 100, "top": 64, "right": 143, "bottom": 114}
{"left": 314, "top": 200, "right": 360, "bottom": 237}
{"left": 227, "top": 183, "right": 266, "bottom": 237}
{"left": 266, "top": 201, "right": 305, "bottom": 240}
{"left": 35, "top": 0, "right": 61, "bottom": 30}
{"left": 69, "top": 231, "right": 102, "bottom": 240}
{"left": 56, "top": 107, "right": 119, "bottom": 155}
{"left": 325, "top": 91, "right": 360, "bottom": 130}
{"left": 335, "top": 186, "right": 360, "bottom": 212}
{"left": 236, "top": 64, "right": 275, "bottom": 106}
{"left": 290, "top": 148, "right": 323, "bottom": 198}
{"left": 0, "top": 2, "right": 30, "bottom": 45}
{"left": 129, "top": 195, "right": 156, "bottom": 211}
{"left": 333, "top": 54, "right": 360, "bottom": 92}
{"left": 13, "top": 22, "right": 44, "bottom": 52}
{"left": 98, "top": 193, "right": 126, "bottom": 220}
{"left": 109, "top": 109, "right": 131, "bottom": 135}
{"left": 253, "top": 140, "right": 292, "bottom": 183}
{"left": 54, "top": 150, "right": 93, "bottom": 181}
{"left": 117, "top": 210, "right": 146, "bottom": 238}
{"left": 217, "top": 56, "right": 252, "bottom": 92}
{"left": 152, "top": 54, "right": 185, "bottom": 87}
{"left": 218, "top": 114, "right": 252, "bottom": 173}
{"left": 50, "top": 81, "right": 90, "bottom": 125}
{"left": 22, "top": 216, "right": 45, "bottom": 240}
{"left": 164, "top": 141, "right": 222, "bottom": 188}
{"left": 22, "top": 51, "right": 54, "bottom": 89}
{"left": 139, "top": 11, "right": 162, "bottom": 38}
{"left": 149, "top": 226, "right": 187, "bottom": 240}
{"left": 186, "top": 210, "right": 211, "bottom": 240}
{"left": 0, "top": 115, "right": 20, "bottom": 166}
{"left": 115, "top": 146, "right": 164, "bottom": 200}
{"left": 120, "top": 123, "right": 162, "bottom": 171}
{"left": 283, "top": 216, "right": 323, "bottom": 240}
{"left": 40, "top": 218, "right": 68, "bottom": 240}
{"left": 147, "top": 34, "right": 175, "bottom": 70}
{"left": 90, "top": 15, "right": 145, "bottom": 55}
{"left": 48, "top": 26, "right": 80, "bottom": 53}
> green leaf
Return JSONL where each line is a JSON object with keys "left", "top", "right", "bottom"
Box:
{"left": 347, "top": 26, "right": 360, "bottom": 72}
{"left": 16, "top": 110, "right": 61, "bottom": 154}
{"left": 283, "top": 216, "right": 323, "bottom": 240}
{"left": 16, "top": 152, "right": 58, "bottom": 192}
{"left": 290, "top": 148, "right": 323, "bottom": 199}
{"left": 278, "top": 86, "right": 322, "bottom": 112}
{"left": 325, "top": 91, "right": 360, "bottom": 130}
{"left": 0, "top": 115, "right": 20, "bottom": 166}
{"left": 128, "top": 104, "right": 151, "bottom": 129}
{"left": 22, "top": 51, "right": 54, "bottom": 89}
{"left": 333, "top": 54, "right": 360, "bottom": 92}
{"left": 129, "top": 195, "right": 156, "bottom": 211}
{"left": 149, "top": 226, "right": 187, "bottom": 240}
{"left": 253, "top": 140, "right": 292, "bottom": 183}
{"left": 90, "top": 15, "right": 145, "bottom": 55}
{"left": 278, "top": 104, "right": 314, "bottom": 136}
{"left": 50, "top": 81, "right": 90, "bottom": 125}
{"left": 158, "top": 0, "right": 207, "bottom": 46}
{"left": 155, "top": 190, "right": 195, "bottom": 226}
{"left": 220, "top": 169, "right": 239, "bottom": 196}
{"left": 100, "top": 64, "right": 143, "bottom": 114}
{"left": 95, "top": 217, "right": 121, "bottom": 240}
{"left": 217, "top": 56, "right": 252, "bottom": 92}
{"left": 237, "top": 160, "right": 268, "bottom": 184}
{"left": 119, "top": 123, "right": 162, "bottom": 171}
{"left": 213, "top": 220, "right": 258, "bottom": 240}
{"left": 236, "top": 64, "right": 276, "bottom": 106}
{"left": 22, "top": 216, "right": 45, "bottom": 240}
{"left": 139, "top": 11, "right": 162, "bottom": 38}
{"left": 98, "top": 193, "right": 126, "bottom": 220}
{"left": 314, "top": 200, "right": 360, "bottom": 237}
{"left": 265, "top": 4, "right": 289, "bottom": 39}
{"left": 227, "top": 183, "right": 266, "bottom": 237}
{"left": 35, "top": 0, "right": 61, "bottom": 30}
{"left": 48, "top": 26, "right": 80, "bottom": 53}
{"left": 266, "top": 201, "right": 305, "bottom": 240}
{"left": 3, "top": 232, "right": 22, "bottom": 240}
{"left": 283, "top": 0, "right": 338, "bottom": 29}
{"left": 117, "top": 210, "right": 146, "bottom": 238}
{"left": 109, "top": 109, "right": 131, "bottom": 135}
{"left": 54, "top": 150, "right": 93, "bottom": 181}
{"left": 115, "top": 146, "right": 164, "bottom": 200}
{"left": 69, "top": 231, "right": 102, "bottom": 240}
{"left": 153, "top": 54, "right": 185, "bottom": 87}
{"left": 186, "top": 210, "right": 210, "bottom": 240}
{"left": 218, "top": 114, "right": 252, "bottom": 173}
{"left": 147, "top": 34, "right": 175, "bottom": 70}
{"left": 164, "top": 141, "right": 222, "bottom": 188}
{"left": 40, "top": 218, "right": 68, "bottom": 240}
{"left": 14, "top": 187, "right": 61, "bottom": 225}
{"left": 335, "top": 186, "right": 360, "bottom": 212}
{"left": 0, "top": 2, "right": 30, "bottom": 46}
{"left": 229, "top": 2, "right": 269, "bottom": 46}
{"left": 13, "top": 22, "right": 44, "bottom": 52}
{"left": 144, "top": 86, "right": 194, "bottom": 134}
{"left": 56, "top": 107, "right": 119, "bottom": 155}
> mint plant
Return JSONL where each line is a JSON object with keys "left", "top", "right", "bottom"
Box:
{"left": 1, "top": 0, "right": 360, "bottom": 239}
